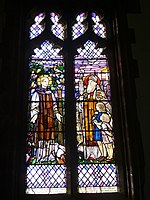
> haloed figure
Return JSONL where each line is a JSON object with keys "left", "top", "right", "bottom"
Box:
{"left": 30, "top": 75, "right": 62, "bottom": 162}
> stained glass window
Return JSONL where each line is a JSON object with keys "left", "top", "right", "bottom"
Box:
{"left": 75, "top": 40, "right": 117, "bottom": 193}
{"left": 26, "top": 10, "right": 118, "bottom": 195}
{"left": 26, "top": 12, "right": 66, "bottom": 194}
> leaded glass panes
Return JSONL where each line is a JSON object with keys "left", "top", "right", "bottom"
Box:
{"left": 30, "top": 12, "right": 46, "bottom": 39}
{"left": 72, "top": 12, "right": 88, "bottom": 40}
{"left": 50, "top": 12, "right": 66, "bottom": 40}
{"left": 32, "top": 40, "right": 63, "bottom": 59}
{"left": 78, "top": 164, "right": 117, "bottom": 193}
{"left": 26, "top": 165, "right": 66, "bottom": 194}
{"left": 91, "top": 13, "right": 106, "bottom": 38}
{"left": 26, "top": 39, "right": 66, "bottom": 194}
{"left": 26, "top": 10, "right": 118, "bottom": 195}
{"left": 74, "top": 39, "right": 118, "bottom": 193}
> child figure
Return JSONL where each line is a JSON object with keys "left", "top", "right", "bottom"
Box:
{"left": 100, "top": 113, "right": 114, "bottom": 161}
{"left": 92, "top": 102, "right": 114, "bottom": 161}
{"left": 92, "top": 102, "right": 107, "bottom": 161}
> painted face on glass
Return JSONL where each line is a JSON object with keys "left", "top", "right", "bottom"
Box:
{"left": 96, "top": 102, "right": 105, "bottom": 112}
{"left": 87, "top": 79, "right": 97, "bottom": 93}
{"left": 40, "top": 77, "right": 49, "bottom": 88}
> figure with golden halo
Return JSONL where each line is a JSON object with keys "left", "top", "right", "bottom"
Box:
{"left": 30, "top": 74, "right": 63, "bottom": 163}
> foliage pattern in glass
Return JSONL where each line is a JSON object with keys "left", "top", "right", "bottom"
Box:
{"left": 26, "top": 39, "right": 66, "bottom": 194}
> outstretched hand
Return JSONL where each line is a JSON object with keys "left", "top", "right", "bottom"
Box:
{"left": 56, "top": 113, "right": 63, "bottom": 122}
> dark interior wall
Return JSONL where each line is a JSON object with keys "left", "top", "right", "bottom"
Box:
{"left": 127, "top": 0, "right": 150, "bottom": 199}
{"left": 0, "top": 0, "right": 149, "bottom": 199}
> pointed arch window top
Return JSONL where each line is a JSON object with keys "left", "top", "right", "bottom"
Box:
{"left": 72, "top": 12, "right": 107, "bottom": 40}
{"left": 25, "top": 8, "right": 124, "bottom": 195}
{"left": 29, "top": 11, "right": 106, "bottom": 42}
{"left": 29, "top": 12, "right": 66, "bottom": 41}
